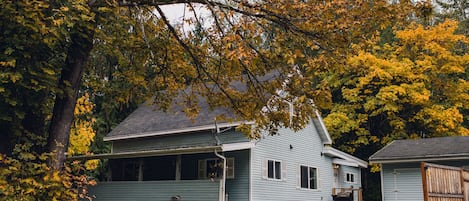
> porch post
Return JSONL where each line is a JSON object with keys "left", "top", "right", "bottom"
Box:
{"left": 176, "top": 155, "right": 181, "bottom": 180}
{"left": 138, "top": 158, "right": 144, "bottom": 181}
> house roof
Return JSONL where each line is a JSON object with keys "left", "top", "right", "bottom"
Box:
{"left": 103, "top": 69, "right": 334, "bottom": 146}
{"left": 104, "top": 73, "right": 280, "bottom": 142}
{"left": 103, "top": 99, "right": 243, "bottom": 141}
{"left": 369, "top": 136, "right": 469, "bottom": 164}
{"left": 104, "top": 100, "right": 333, "bottom": 145}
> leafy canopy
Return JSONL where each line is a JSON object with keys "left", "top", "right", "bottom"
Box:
{"left": 1, "top": 0, "right": 413, "bottom": 200}
{"left": 324, "top": 20, "right": 469, "bottom": 154}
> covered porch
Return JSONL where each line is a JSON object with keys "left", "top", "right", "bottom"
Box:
{"left": 77, "top": 146, "right": 251, "bottom": 201}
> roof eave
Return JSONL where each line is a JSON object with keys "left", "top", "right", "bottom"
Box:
{"left": 104, "top": 121, "right": 254, "bottom": 142}
{"left": 368, "top": 140, "right": 397, "bottom": 160}
{"left": 370, "top": 154, "right": 469, "bottom": 164}
{"left": 322, "top": 146, "right": 368, "bottom": 168}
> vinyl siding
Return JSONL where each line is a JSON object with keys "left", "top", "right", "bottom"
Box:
{"left": 88, "top": 180, "right": 220, "bottom": 201}
{"left": 381, "top": 160, "right": 469, "bottom": 201}
{"left": 251, "top": 123, "right": 334, "bottom": 201}
{"left": 339, "top": 165, "right": 361, "bottom": 188}
{"left": 218, "top": 131, "right": 252, "bottom": 144}
{"left": 382, "top": 163, "right": 423, "bottom": 201}
{"left": 339, "top": 165, "right": 361, "bottom": 201}
{"left": 225, "top": 150, "right": 250, "bottom": 201}
{"left": 112, "top": 130, "right": 249, "bottom": 153}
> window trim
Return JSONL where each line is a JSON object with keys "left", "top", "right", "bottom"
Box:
{"left": 344, "top": 172, "right": 357, "bottom": 184}
{"left": 263, "top": 158, "right": 285, "bottom": 181}
{"left": 298, "top": 164, "right": 320, "bottom": 190}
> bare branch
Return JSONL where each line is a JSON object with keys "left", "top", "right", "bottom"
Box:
{"left": 119, "top": 0, "right": 204, "bottom": 6}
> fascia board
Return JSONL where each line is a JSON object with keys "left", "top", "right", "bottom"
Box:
{"left": 68, "top": 145, "right": 222, "bottom": 160}
{"left": 222, "top": 142, "right": 255, "bottom": 152}
{"left": 104, "top": 121, "right": 254, "bottom": 141}
{"left": 323, "top": 146, "right": 368, "bottom": 168}
{"left": 370, "top": 155, "right": 469, "bottom": 164}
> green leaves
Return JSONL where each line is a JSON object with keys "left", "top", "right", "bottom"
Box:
{"left": 0, "top": 148, "right": 96, "bottom": 201}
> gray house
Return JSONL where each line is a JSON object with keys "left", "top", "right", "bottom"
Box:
{"left": 369, "top": 136, "right": 469, "bottom": 201}
{"left": 85, "top": 102, "right": 367, "bottom": 201}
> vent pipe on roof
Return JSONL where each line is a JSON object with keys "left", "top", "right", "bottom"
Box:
{"left": 214, "top": 121, "right": 221, "bottom": 146}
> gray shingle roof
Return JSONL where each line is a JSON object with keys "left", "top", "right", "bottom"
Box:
{"left": 103, "top": 72, "right": 335, "bottom": 144}
{"left": 369, "top": 136, "right": 469, "bottom": 163}
{"left": 104, "top": 99, "right": 238, "bottom": 141}
{"left": 104, "top": 72, "right": 281, "bottom": 141}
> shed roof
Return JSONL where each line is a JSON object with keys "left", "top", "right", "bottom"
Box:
{"left": 369, "top": 136, "right": 469, "bottom": 164}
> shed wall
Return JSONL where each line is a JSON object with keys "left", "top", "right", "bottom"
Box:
{"left": 381, "top": 161, "right": 469, "bottom": 201}
{"left": 382, "top": 163, "right": 423, "bottom": 201}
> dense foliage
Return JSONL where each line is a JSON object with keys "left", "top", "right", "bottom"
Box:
{"left": 1, "top": 0, "right": 467, "bottom": 200}
{"left": 324, "top": 21, "right": 469, "bottom": 155}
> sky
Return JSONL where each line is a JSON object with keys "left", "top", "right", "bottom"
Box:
{"left": 160, "top": 3, "right": 210, "bottom": 24}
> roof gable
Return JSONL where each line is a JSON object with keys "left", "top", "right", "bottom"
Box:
{"left": 369, "top": 136, "right": 469, "bottom": 163}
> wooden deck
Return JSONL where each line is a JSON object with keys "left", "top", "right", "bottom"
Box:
{"left": 332, "top": 187, "right": 363, "bottom": 201}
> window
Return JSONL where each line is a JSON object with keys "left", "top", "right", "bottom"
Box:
{"left": 198, "top": 158, "right": 235, "bottom": 179}
{"left": 268, "top": 160, "right": 282, "bottom": 179}
{"left": 345, "top": 172, "right": 357, "bottom": 183}
{"left": 109, "top": 156, "right": 177, "bottom": 181}
{"left": 109, "top": 158, "right": 140, "bottom": 181}
{"left": 262, "top": 159, "right": 285, "bottom": 180}
{"left": 300, "top": 165, "right": 318, "bottom": 189}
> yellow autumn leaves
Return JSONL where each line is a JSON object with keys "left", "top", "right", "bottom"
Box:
{"left": 68, "top": 93, "right": 98, "bottom": 170}
{"left": 324, "top": 20, "right": 469, "bottom": 153}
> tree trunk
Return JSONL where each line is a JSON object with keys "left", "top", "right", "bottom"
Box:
{"left": 47, "top": 23, "right": 95, "bottom": 171}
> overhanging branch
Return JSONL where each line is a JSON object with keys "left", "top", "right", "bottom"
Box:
{"left": 119, "top": 0, "right": 205, "bottom": 6}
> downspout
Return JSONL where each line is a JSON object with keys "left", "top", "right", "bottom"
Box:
{"left": 214, "top": 149, "right": 226, "bottom": 201}
{"left": 214, "top": 121, "right": 226, "bottom": 201}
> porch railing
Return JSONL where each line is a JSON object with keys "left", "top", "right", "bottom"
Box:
{"left": 87, "top": 180, "right": 220, "bottom": 201}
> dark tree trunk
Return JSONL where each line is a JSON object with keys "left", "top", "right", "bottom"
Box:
{"left": 47, "top": 23, "right": 95, "bottom": 171}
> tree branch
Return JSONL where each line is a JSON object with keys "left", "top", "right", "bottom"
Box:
{"left": 154, "top": 4, "right": 249, "bottom": 118}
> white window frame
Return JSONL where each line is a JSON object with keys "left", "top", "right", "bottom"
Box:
{"left": 344, "top": 172, "right": 357, "bottom": 184}
{"left": 298, "top": 164, "right": 320, "bottom": 190}
{"left": 198, "top": 158, "right": 235, "bottom": 180}
{"left": 262, "top": 159, "right": 286, "bottom": 181}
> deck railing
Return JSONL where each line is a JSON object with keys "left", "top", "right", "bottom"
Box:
{"left": 332, "top": 187, "right": 363, "bottom": 201}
